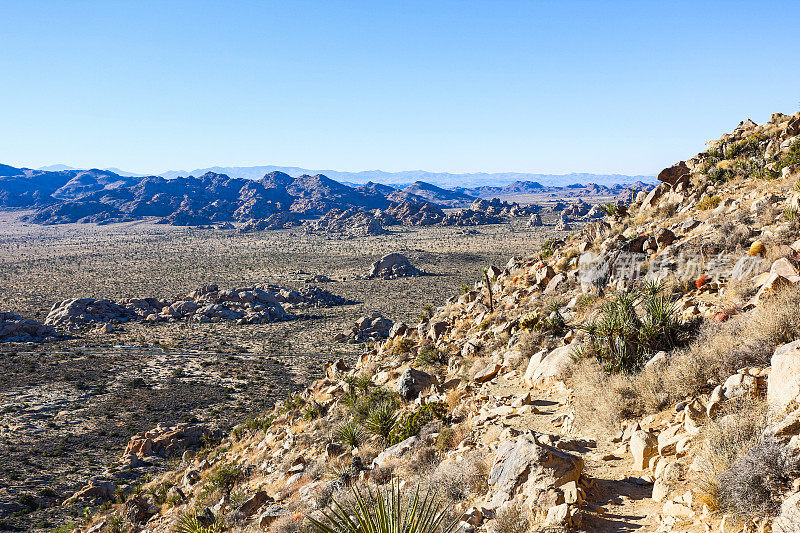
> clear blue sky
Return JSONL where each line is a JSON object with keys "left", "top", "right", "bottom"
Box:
{"left": 1, "top": 0, "right": 798, "bottom": 176}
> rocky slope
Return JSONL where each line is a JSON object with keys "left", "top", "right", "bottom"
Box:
{"left": 55, "top": 112, "right": 800, "bottom": 533}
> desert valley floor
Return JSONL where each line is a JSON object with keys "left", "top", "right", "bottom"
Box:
{"left": 0, "top": 210, "right": 565, "bottom": 530}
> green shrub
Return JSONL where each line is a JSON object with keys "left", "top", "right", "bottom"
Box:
{"left": 307, "top": 481, "right": 454, "bottom": 533}
{"left": 777, "top": 138, "right": 800, "bottom": 172}
{"left": 416, "top": 347, "right": 449, "bottom": 367}
{"left": 697, "top": 195, "right": 722, "bottom": 210}
{"left": 303, "top": 401, "right": 327, "bottom": 421}
{"left": 540, "top": 238, "right": 556, "bottom": 259}
{"left": 388, "top": 402, "right": 449, "bottom": 445}
{"left": 175, "top": 510, "right": 222, "bottom": 533}
{"left": 203, "top": 462, "right": 244, "bottom": 497}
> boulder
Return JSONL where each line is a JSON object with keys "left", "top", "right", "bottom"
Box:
{"left": 474, "top": 363, "right": 501, "bottom": 383}
{"left": 524, "top": 344, "right": 577, "bottom": 387}
{"left": 658, "top": 161, "right": 690, "bottom": 189}
{"left": 630, "top": 430, "right": 657, "bottom": 470}
{"left": 487, "top": 433, "right": 583, "bottom": 507}
{"left": 45, "top": 297, "right": 133, "bottom": 329}
{"left": 772, "top": 492, "right": 800, "bottom": 533}
{"left": 769, "top": 340, "right": 800, "bottom": 413}
{"left": 366, "top": 253, "right": 423, "bottom": 279}
{"left": 397, "top": 368, "right": 437, "bottom": 401}
{"left": 0, "top": 311, "right": 57, "bottom": 342}
{"left": 372, "top": 436, "right": 419, "bottom": 469}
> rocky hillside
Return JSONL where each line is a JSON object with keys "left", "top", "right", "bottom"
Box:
{"left": 52, "top": 112, "right": 800, "bottom": 533}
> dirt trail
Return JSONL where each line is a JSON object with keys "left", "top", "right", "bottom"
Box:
{"left": 485, "top": 375, "right": 662, "bottom": 532}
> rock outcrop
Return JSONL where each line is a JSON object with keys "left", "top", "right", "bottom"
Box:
{"left": 0, "top": 311, "right": 58, "bottom": 342}
{"left": 365, "top": 253, "right": 424, "bottom": 279}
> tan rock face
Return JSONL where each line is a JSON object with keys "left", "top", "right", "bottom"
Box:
{"left": 524, "top": 344, "right": 577, "bottom": 387}
{"left": 487, "top": 433, "right": 583, "bottom": 508}
{"left": 769, "top": 340, "right": 800, "bottom": 414}
{"left": 629, "top": 430, "right": 657, "bottom": 470}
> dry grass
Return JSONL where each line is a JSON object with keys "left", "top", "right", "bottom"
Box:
{"left": 695, "top": 398, "right": 797, "bottom": 519}
{"left": 571, "top": 359, "right": 642, "bottom": 436}
{"left": 430, "top": 451, "right": 489, "bottom": 504}
{"left": 490, "top": 501, "right": 532, "bottom": 533}
{"left": 573, "top": 286, "right": 800, "bottom": 434}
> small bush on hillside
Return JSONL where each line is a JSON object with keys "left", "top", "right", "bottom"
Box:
{"left": 175, "top": 509, "right": 222, "bottom": 533}
{"left": 571, "top": 359, "right": 641, "bottom": 435}
{"left": 697, "top": 399, "right": 797, "bottom": 519}
{"left": 715, "top": 437, "right": 798, "bottom": 519}
{"left": 431, "top": 452, "right": 489, "bottom": 504}
{"left": 388, "top": 402, "right": 449, "bottom": 445}
{"left": 416, "top": 346, "right": 449, "bottom": 367}
{"left": 697, "top": 195, "right": 722, "bottom": 210}
{"left": 203, "top": 462, "right": 244, "bottom": 498}
{"left": 777, "top": 138, "right": 800, "bottom": 172}
{"left": 490, "top": 501, "right": 531, "bottom": 533}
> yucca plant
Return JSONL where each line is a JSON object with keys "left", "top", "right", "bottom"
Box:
{"left": 175, "top": 510, "right": 222, "bottom": 533}
{"left": 335, "top": 420, "right": 366, "bottom": 449}
{"left": 307, "top": 481, "right": 455, "bottom": 533}
{"left": 579, "top": 284, "right": 686, "bottom": 373}
{"left": 364, "top": 401, "right": 399, "bottom": 444}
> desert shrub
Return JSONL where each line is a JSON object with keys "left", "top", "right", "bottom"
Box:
{"left": 430, "top": 452, "right": 489, "bottom": 504}
{"left": 715, "top": 436, "right": 798, "bottom": 519}
{"left": 697, "top": 195, "right": 722, "bottom": 210}
{"left": 334, "top": 420, "right": 366, "bottom": 450}
{"left": 203, "top": 462, "right": 244, "bottom": 498}
{"left": 388, "top": 402, "right": 449, "bottom": 445}
{"left": 540, "top": 238, "right": 556, "bottom": 259}
{"left": 342, "top": 382, "right": 400, "bottom": 424}
{"left": 303, "top": 401, "right": 327, "bottom": 421}
{"left": 269, "top": 516, "right": 301, "bottom": 533}
{"left": 579, "top": 285, "right": 689, "bottom": 373}
{"left": 416, "top": 345, "right": 449, "bottom": 367}
{"left": 697, "top": 398, "right": 797, "bottom": 519}
{"left": 307, "top": 481, "right": 454, "bottom": 533}
{"left": 306, "top": 460, "right": 325, "bottom": 481}
{"left": 363, "top": 401, "right": 398, "bottom": 444}
{"left": 714, "top": 219, "right": 752, "bottom": 252}
{"left": 392, "top": 337, "right": 417, "bottom": 355}
{"left": 777, "top": 138, "right": 800, "bottom": 172}
{"left": 598, "top": 203, "right": 620, "bottom": 217}
{"left": 405, "top": 446, "right": 440, "bottom": 476}
{"left": 490, "top": 501, "right": 531, "bottom": 533}
{"left": 370, "top": 464, "right": 395, "bottom": 485}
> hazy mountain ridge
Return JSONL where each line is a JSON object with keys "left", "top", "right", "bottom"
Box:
{"left": 160, "top": 165, "right": 655, "bottom": 188}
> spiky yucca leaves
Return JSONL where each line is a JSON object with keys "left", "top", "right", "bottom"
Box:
{"left": 335, "top": 420, "right": 366, "bottom": 449}
{"left": 307, "top": 481, "right": 455, "bottom": 533}
{"left": 580, "top": 283, "right": 687, "bottom": 373}
{"left": 364, "top": 401, "right": 399, "bottom": 444}
{"left": 174, "top": 511, "right": 222, "bottom": 533}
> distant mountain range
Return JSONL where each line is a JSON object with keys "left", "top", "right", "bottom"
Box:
{"left": 39, "top": 164, "right": 654, "bottom": 189}
{"left": 159, "top": 165, "right": 655, "bottom": 188}
{"left": 0, "top": 163, "right": 652, "bottom": 228}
